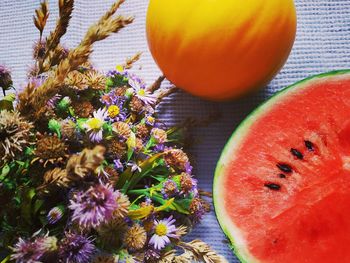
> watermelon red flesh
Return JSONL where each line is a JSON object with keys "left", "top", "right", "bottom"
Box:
{"left": 214, "top": 71, "right": 350, "bottom": 263}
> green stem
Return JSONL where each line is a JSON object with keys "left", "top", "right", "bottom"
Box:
{"left": 1, "top": 255, "right": 10, "bottom": 263}
{"left": 128, "top": 189, "right": 149, "bottom": 195}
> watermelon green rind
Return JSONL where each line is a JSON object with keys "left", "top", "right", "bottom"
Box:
{"left": 213, "top": 69, "right": 350, "bottom": 263}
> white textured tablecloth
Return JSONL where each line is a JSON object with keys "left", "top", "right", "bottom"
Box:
{"left": 1, "top": 0, "right": 350, "bottom": 262}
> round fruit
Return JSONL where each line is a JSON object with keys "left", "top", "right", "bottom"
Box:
{"left": 214, "top": 70, "right": 350, "bottom": 263}
{"left": 146, "top": 0, "right": 297, "bottom": 100}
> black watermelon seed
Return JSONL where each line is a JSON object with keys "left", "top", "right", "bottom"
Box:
{"left": 276, "top": 163, "right": 292, "bottom": 173}
{"left": 264, "top": 183, "right": 281, "bottom": 191}
{"left": 305, "top": 140, "right": 314, "bottom": 151}
{"left": 291, "top": 148, "right": 303, "bottom": 160}
{"left": 279, "top": 174, "right": 286, "bottom": 179}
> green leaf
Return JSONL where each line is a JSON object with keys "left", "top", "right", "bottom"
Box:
{"left": 0, "top": 93, "right": 15, "bottom": 111}
{"left": 126, "top": 131, "right": 136, "bottom": 161}
{"left": 1, "top": 255, "right": 11, "bottom": 263}
{"left": 48, "top": 119, "right": 61, "bottom": 138}
{"left": 76, "top": 118, "right": 88, "bottom": 131}
{"left": 21, "top": 188, "right": 36, "bottom": 225}
{"left": 0, "top": 164, "right": 10, "bottom": 180}
{"left": 0, "top": 100, "right": 13, "bottom": 111}
{"left": 68, "top": 106, "right": 75, "bottom": 117}
{"left": 116, "top": 153, "right": 164, "bottom": 191}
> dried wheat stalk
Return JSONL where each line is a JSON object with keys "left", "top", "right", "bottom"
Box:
{"left": 147, "top": 75, "right": 166, "bottom": 93}
{"left": 37, "top": 0, "right": 74, "bottom": 74}
{"left": 178, "top": 240, "right": 228, "bottom": 263}
{"left": 18, "top": 1, "right": 133, "bottom": 118}
{"left": 33, "top": 0, "right": 49, "bottom": 39}
{"left": 123, "top": 52, "right": 142, "bottom": 69}
{"left": 45, "top": 0, "right": 74, "bottom": 58}
{"left": 155, "top": 86, "right": 179, "bottom": 105}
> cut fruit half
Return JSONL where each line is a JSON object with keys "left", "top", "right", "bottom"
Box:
{"left": 214, "top": 70, "right": 350, "bottom": 263}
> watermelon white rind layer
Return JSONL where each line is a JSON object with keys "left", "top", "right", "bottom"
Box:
{"left": 213, "top": 70, "right": 350, "bottom": 263}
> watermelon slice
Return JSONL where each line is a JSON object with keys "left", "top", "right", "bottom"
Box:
{"left": 214, "top": 70, "right": 350, "bottom": 263}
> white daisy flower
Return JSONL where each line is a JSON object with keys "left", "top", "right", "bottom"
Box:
{"left": 128, "top": 78, "right": 156, "bottom": 106}
{"left": 83, "top": 108, "right": 108, "bottom": 142}
{"left": 149, "top": 216, "right": 178, "bottom": 250}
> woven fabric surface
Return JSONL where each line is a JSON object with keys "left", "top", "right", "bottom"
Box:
{"left": 1, "top": 0, "right": 350, "bottom": 262}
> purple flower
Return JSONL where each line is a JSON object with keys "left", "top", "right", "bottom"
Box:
{"left": 144, "top": 248, "right": 161, "bottom": 261}
{"left": 113, "top": 159, "right": 123, "bottom": 171}
{"left": 11, "top": 238, "right": 45, "bottom": 263}
{"left": 161, "top": 179, "right": 179, "bottom": 199}
{"left": 179, "top": 173, "right": 198, "bottom": 197}
{"left": 189, "top": 198, "right": 209, "bottom": 223}
{"left": 59, "top": 232, "right": 95, "bottom": 263}
{"left": 107, "top": 69, "right": 128, "bottom": 78}
{"left": 47, "top": 94, "right": 62, "bottom": 109}
{"left": 149, "top": 216, "right": 178, "bottom": 250}
{"left": 185, "top": 162, "right": 193, "bottom": 174}
{"left": 100, "top": 89, "right": 126, "bottom": 107}
{"left": 69, "top": 184, "right": 119, "bottom": 229}
{"left": 154, "top": 143, "right": 165, "bottom": 152}
{"left": 47, "top": 206, "right": 63, "bottom": 224}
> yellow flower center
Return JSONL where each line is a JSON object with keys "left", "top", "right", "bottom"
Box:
{"left": 155, "top": 223, "right": 167, "bottom": 236}
{"left": 108, "top": 105, "right": 120, "bottom": 118}
{"left": 87, "top": 118, "right": 103, "bottom": 130}
{"left": 147, "top": 116, "right": 155, "bottom": 124}
{"left": 137, "top": 89, "right": 146, "bottom": 97}
{"left": 115, "top": 65, "right": 124, "bottom": 72}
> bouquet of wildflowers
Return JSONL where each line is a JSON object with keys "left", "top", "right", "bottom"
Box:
{"left": 0, "top": 1, "right": 226, "bottom": 262}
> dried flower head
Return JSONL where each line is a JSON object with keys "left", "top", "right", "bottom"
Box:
{"left": 189, "top": 198, "right": 211, "bottom": 224}
{"left": 59, "top": 232, "right": 95, "bottom": 263}
{"left": 65, "top": 70, "right": 87, "bottom": 90}
{"left": 104, "top": 166, "right": 119, "bottom": 184}
{"left": 85, "top": 69, "right": 106, "bottom": 90}
{"left": 112, "top": 121, "right": 131, "bottom": 140}
{"left": 135, "top": 123, "right": 149, "bottom": 140}
{"left": 69, "top": 184, "right": 119, "bottom": 229}
{"left": 134, "top": 137, "right": 143, "bottom": 153}
{"left": 180, "top": 173, "right": 198, "bottom": 195}
{"left": 66, "top": 145, "right": 106, "bottom": 180}
{"left": 92, "top": 253, "right": 118, "bottom": 263}
{"left": 161, "top": 179, "right": 179, "bottom": 199}
{"left": 107, "top": 138, "right": 127, "bottom": 159}
{"left": 72, "top": 100, "right": 94, "bottom": 118}
{"left": 130, "top": 96, "right": 144, "bottom": 113}
{"left": 97, "top": 217, "right": 127, "bottom": 248}
{"left": 123, "top": 224, "right": 147, "bottom": 251}
{"left": 33, "top": 40, "right": 47, "bottom": 60}
{"left": 164, "top": 148, "right": 189, "bottom": 171}
{"left": 0, "top": 110, "right": 32, "bottom": 163}
{"left": 151, "top": 128, "right": 167, "bottom": 144}
{"left": 114, "top": 192, "right": 130, "bottom": 218}
{"left": 60, "top": 118, "right": 76, "bottom": 140}
{"left": 42, "top": 167, "right": 69, "bottom": 188}
{"left": 33, "top": 134, "right": 67, "bottom": 166}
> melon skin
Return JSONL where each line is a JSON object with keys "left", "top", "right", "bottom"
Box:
{"left": 213, "top": 70, "right": 350, "bottom": 263}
